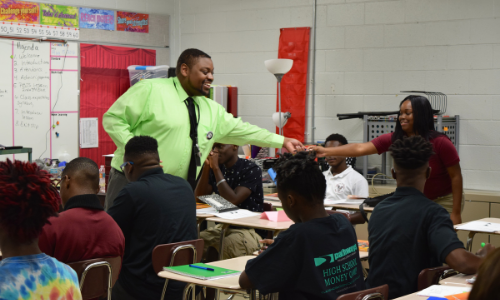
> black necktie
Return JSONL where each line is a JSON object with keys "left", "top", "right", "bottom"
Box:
{"left": 185, "top": 97, "right": 201, "bottom": 190}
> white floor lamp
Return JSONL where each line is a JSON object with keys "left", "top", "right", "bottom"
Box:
{"left": 265, "top": 59, "right": 293, "bottom": 141}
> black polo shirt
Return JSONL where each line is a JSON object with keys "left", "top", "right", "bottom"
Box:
{"left": 366, "top": 186, "right": 464, "bottom": 299}
{"left": 108, "top": 168, "right": 197, "bottom": 300}
{"left": 209, "top": 158, "right": 264, "bottom": 212}
{"left": 245, "top": 214, "right": 365, "bottom": 299}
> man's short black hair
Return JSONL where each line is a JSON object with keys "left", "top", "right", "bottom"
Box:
{"left": 124, "top": 136, "right": 159, "bottom": 160}
{"left": 176, "top": 48, "right": 211, "bottom": 77}
{"left": 389, "top": 136, "right": 435, "bottom": 170}
{"left": 62, "top": 157, "right": 99, "bottom": 190}
{"left": 325, "top": 133, "right": 348, "bottom": 145}
{"left": 273, "top": 151, "right": 326, "bottom": 205}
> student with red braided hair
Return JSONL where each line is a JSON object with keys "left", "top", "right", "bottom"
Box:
{"left": 0, "top": 159, "right": 82, "bottom": 300}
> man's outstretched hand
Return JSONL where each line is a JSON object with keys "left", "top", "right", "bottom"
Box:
{"left": 283, "top": 137, "right": 305, "bottom": 153}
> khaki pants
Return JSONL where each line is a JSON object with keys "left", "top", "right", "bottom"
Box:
{"left": 200, "top": 224, "right": 261, "bottom": 260}
{"left": 434, "top": 193, "right": 465, "bottom": 214}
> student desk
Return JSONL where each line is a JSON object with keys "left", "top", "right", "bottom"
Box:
{"left": 439, "top": 273, "right": 474, "bottom": 287}
{"left": 392, "top": 292, "right": 422, "bottom": 300}
{"left": 264, "top": 200, "right": 375, "bottom": 213}
{"left": 196, "top": 211, "right": 216, "bottom": 238}
{"left": 157, "top": 255, "right": 256, "bottom": 300}
{"left": 454, "top": 217, "right": 500, "bottom": 251}
{"left": 206, "top": 215, "right": 294, "bottom": 260}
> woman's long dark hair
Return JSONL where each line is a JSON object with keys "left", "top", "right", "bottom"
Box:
{"left": 392, "top": 95, "right": 444, "bottom": 142}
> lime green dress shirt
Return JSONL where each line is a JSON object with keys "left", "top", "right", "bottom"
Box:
{"left": 103, "top": 77, "right": 284, "bottom": 180}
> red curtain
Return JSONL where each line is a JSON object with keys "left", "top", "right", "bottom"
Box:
{"left": 79, "top": 44, "right": 156, "bottom": 166}
{"left": 276, "top": 27, "right": 310, "bottom": 143}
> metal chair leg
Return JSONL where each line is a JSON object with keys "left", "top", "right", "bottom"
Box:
{"left": 466, "top": 231, "right": 476, "bottom": 252}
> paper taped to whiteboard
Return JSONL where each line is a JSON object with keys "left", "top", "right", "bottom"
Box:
{"left": 80, "top": 118, "right": 98, "bottom": 148}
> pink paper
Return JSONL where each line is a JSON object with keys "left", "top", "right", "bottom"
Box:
{"left": 260, "top": 211, "right": 291, "bottom": 222}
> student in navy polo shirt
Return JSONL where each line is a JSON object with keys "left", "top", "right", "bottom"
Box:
{"left": 239, "top": 151, "right": 365, "bottom": 299}
{"left": 195, "top": 143, "right": 264, "bottom": 260}
{"left": 39, "top": 157, "right": 125, "bottom": 264}
{"left": 367, "top": 136, "right": 495, "bottom": 299}
{"left": 108, "top": 136, "right": 197, "bottom": 300}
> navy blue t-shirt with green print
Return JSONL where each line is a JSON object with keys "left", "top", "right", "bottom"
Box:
{"left": 244, "top": 214, "right": 365, "bottom": 299}
{"left": 209, "top": 158, "right": 264, "bottom": 212}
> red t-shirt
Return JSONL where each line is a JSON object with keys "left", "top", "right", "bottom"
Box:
{"left": 39, "top": 195, "right": 125, "bottom": 263}
{"left": 371, "top": 133, "right": 460, "bottom": 200}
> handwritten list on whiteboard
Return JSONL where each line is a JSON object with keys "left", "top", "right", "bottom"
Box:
{"left": 0, "top": 40, "right": 79, "bottom": 162}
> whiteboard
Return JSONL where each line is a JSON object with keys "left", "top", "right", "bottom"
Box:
{"left": 0, "top": 39, "right": 78, "bottom": 162}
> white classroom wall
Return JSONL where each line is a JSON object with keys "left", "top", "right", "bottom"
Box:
{"left": 166, "top": 0, "right": 500, "bottom": 191}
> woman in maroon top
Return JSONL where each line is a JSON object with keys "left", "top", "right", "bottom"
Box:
{"left": 310, "top": 95, "right": 463, "bottom": 225}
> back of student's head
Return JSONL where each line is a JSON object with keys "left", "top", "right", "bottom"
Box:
{"left": 469, "top": 248, "right": 500, "bottom": 300}
{"left": 62, "top": 157, "right": 99, "bottom": 190}
{"left": 389, "top": 136, "right": 434, "bottom": 170}
{"left": 273, "top": 151, "right": 326, "bottom": 204}
{"left": 325, "top": 133, "right": 348, "bottom": 145}
{"left": 125, "top": 136, "right": 159, "bottom": 161}
{"left": 176, "top": 48, "right": 211, "bottom": 77}
{"left": 0, "top": 159, "right": 60, "bottom": 243}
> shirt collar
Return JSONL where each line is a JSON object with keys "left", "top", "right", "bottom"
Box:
{"left": 137, "top": 167, "right": 164, "bottom": 180}
{"left": 326, "top": 166, "right": 353, "bottom": 179}
{"left": 64, "top": 194, "right": 104, "bottom": 211}
{"left": 220, "top": 158, "right": 243, "bottom": 175}
{"left": 173, "top": 76, "right": 205, "bottom": 104}
{"left": 393, "top": 186, "right": 425, "bottom": 197}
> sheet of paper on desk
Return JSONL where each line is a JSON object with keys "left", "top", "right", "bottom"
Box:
{"left": 455, "top": 221, "right": 500, "bottom": 233}
{"left": 196, "top": 207, "right": 217, "bottom": 214}
{"left": 324, "top": 199, "right": 364, "bottom": 205}
{"left": 214, "top": 209, "right": 260, "bottom": 220}
{"left": 417, "top": 285, "right": 471, "bottom": 297}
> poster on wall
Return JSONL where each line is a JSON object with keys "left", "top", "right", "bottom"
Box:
{"left": 40, "top": 4, "right": 78, "bottom": 28}
{"left": 0, "top": 0, "right": 39, "bottom": 24}
{"left": 116, "top": 11, "right": 148, "bottom": 33}
{"left": 79, "top": 8, "right": 114, "bottom": 30}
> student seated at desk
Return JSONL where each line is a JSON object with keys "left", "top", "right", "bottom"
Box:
{"left": 323, "top": 133, "right": 368, "bottom": 225}
{"left": 366, "top": 136, "right": 494, "bottom": 299}
{"left": 469, "top": 248, "right": 500, "bottom": 300}
{"left": 239, "top": 151, "right": 365, "bottom": 299}
{"left": 0, "top": 159, "right": 82, "bottom": 299}
{"left": 195, "top": 143, "right": 264, "bottom": 259}
{"left": 39, "top": 157, "right": 125, "bottom": 263}
{"left": 108, "top": 136, "right": 197, "bottom": 300}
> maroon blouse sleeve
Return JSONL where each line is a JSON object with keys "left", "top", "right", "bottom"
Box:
{"left": 435, "top": 135, "right": 460, "bottom": 167}
{"left": 370, "top": 132, "right": 393, "bottom": 155}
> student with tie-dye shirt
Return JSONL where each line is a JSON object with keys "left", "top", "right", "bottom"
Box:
{"left": 0, "top": 159, "right": 82, "bottom": 300}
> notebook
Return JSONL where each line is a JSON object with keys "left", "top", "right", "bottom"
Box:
{"left": 197, "top": 194, "right": 239, "bottom": 213}
{"left": 163, "top": 263, "right": 241, "bottom": 280}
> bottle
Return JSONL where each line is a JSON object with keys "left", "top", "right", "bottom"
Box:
{"left": 49, "top": 160, "right": 59, "bottom": 178}
{"left": 99, "top": 165, "right": 106, "bottom": 193}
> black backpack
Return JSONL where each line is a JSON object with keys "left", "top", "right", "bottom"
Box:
{"left": 359, "top": 192, "right": 395, "bottom": 223}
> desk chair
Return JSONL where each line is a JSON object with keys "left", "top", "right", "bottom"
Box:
{"left": 68, "top": 256, "right": 121, "bottom": 300}
{"left": 417, "top": 266, "right": 459, "bottom": 291}
{"left": 152, "top": 239, "right": 204, "bottom": 300}
{"left": 337, "top": 284, "right": 388, "bottom": 300}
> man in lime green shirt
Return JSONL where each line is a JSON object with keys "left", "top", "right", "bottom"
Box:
{"left": 103, "top": 49, "right": 304, "bottom": 209}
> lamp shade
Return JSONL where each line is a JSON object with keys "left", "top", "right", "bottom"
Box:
{"left": 272, "top": 112, "right": 291, "bottom": 128}
{"left": 265, "top": 59, "right": 293, "bottom": 75}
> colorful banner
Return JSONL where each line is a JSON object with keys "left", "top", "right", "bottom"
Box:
{"left": 79, "top": 8, "right": 114, "bottom": 30}
{"left": 40, "top": 4, "right": 78, "bottom": 28}
{"left": 116, "top": 11, "right": 148, "bottom": 33}
{"left": 0, "top": 0, "right": 39, "bottom": 24}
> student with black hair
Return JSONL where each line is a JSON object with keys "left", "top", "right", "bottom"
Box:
{"left": 366, "top": 136, "right": 494, "bottom": 299}
{"left": 239, "top": 151, "right": 365, "bottom": 299}
{"left": 39, "top": 157, "right": 125, "bottom": 264}
{"left": 323, "top": 133, "right": 368, "bottom": 200}
{"left": 0, "top": 159, "right": 82, "bottom": 299}
{"left": 310, "top": 95, "right": 464, "bottom": 224}
{"left": 108, "top": 136, "right": 197, "bottom": 300}
{"left": 103, "top": 48, "right": 304, "bottom": 209}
